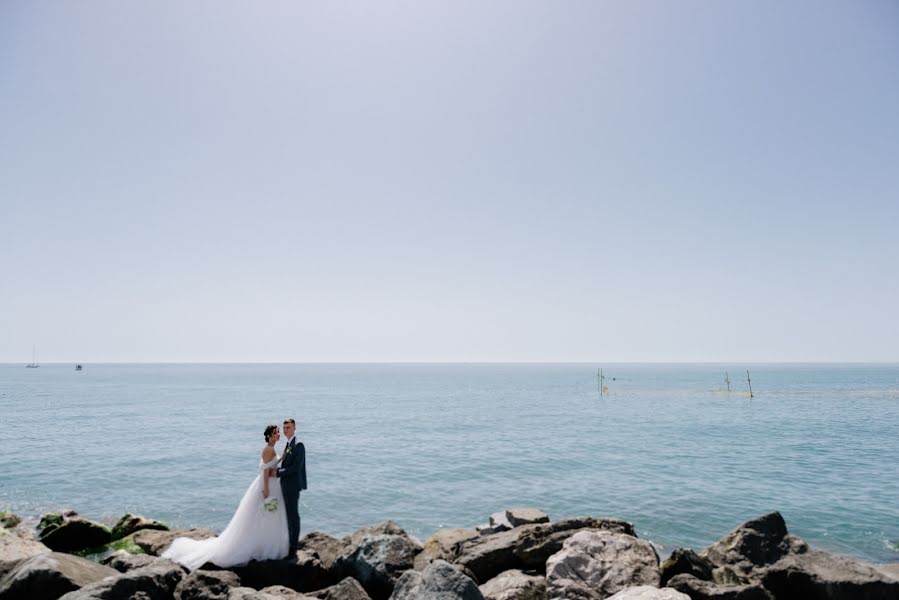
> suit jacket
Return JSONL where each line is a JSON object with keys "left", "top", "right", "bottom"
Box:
{"left": 277, "top": 438, "right": 307, "bottom": 491}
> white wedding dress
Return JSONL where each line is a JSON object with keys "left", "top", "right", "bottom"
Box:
{"left": 162, "top": 452, "right": 289, "bottom": 570}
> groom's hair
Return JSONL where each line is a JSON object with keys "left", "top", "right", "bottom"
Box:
{"left": 284, "top": 418, "right": 295, "bottom": 426}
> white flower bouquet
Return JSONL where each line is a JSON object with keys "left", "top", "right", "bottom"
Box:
{"left": 263, "top": 498, "right": 279, "bottom": 513}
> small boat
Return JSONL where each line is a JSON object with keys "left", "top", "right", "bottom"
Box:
{"left": 75, "top": 364, "right": 83, "bottom": 371}
{"left": 26, "top": 345, "right": 39, "bottom": 368}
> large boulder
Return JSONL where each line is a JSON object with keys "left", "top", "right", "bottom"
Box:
{"left": 0, "top": 532, "right": 50, "bottom": 579}
{"left": 228, "top": 587, "right": 314, "bottom": 599}
{"left": 666, "top": 573, "right": 773, "bottom": 599}
{"left": 760, "top": 549, "right": 899, "bottom": 599}
{"left": 415, "top": 529, "right": 479, "bottom": 570}
{"left": 100, "top": 549, "right": 155, "bottom": 573}
{"left": 174, "top": 568, "right": 241, "bottom": 600}
{"left": 228, "top": 531, "right": 350, "bottom": 594}
{"left": 875, "top": 563, "right": 899, "bottom": 580}
{"left": 134, "top": 527, "right": 217, "bottom": 555}
{"left": 230, "top": 558, "right": 303, "bottom": 592}
{"left": 111, "top": 513, "right": 170, "bottom": 541}
{"left": 453, "top": 527, "right": 522, "bottom": 584}
{"left": 0, "top": 552, "right": 118, "bottom": 600}
{"left": 310, "top": 576, "right": 373, "bottom": 599}
{"left": 335, "top": 533, "right": 422, "bottom": 600}
{"left": 280, "top": 531, "right": 350, "bottom": 590}
{"left": 545, "top": 530, "right": 660, "bottom": 600}
{"left": 344, "top": 522, "right": 408, "bottom": 547}
{"left": 390, "top": 559, "right": 484, "bottom": 600}
{"left": 660, "top": 548, "right": 714, "bottom": 586}
{"left": 478, "top": 569, "right": 545, "bottom": 600}
{"left": 300, "top": 531, "right": 349, "bottom": 570}
{"left": 456, "top": 516, "right": 635, "bottom": 584}
{"left": 605, "top": 586, "right": 690, "bottom": 600}
{"left": 504, "top": 509, "right": 549, "bottom": 528}
{"left": 514, "top": 517, "right": 635, "bottom": 570}
{"left": 700, "top": 513, "right": 806, "bottom": 583}
{"left": 40, "top": 518, "right": 113, "bottom": 553}
{"left": 56, "top": 558, "right": 185, "bottom": 599}
{"left": 259, "top": 586, "right": 316, "bottom": 598}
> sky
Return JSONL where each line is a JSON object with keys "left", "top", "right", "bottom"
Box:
{"left": 1, "top": 1, "right": 898, "bottom": 363}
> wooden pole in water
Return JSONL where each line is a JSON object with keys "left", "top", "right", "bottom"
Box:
{"left": 725, "top": 372, "right": 731, "bottom": 393}
{"left": 746, "top": 370, "right": 753, "bottom": 398}
{"left": 598, "top": 368, "right": 604, "bottom": 396}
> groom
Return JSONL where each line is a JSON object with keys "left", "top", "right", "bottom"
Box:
{"left": 277, "top": 418, "right": 307, "bottom": 555}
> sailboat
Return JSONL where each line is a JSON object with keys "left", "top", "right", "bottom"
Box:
{"left": 26, "top": 345, "right": 39, "bottom": 368}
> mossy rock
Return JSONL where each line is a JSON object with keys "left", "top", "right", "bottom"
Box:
{"left": 109, "top": 533, "right": 145, "bottom": 554}
{"left": 76, "top": 533, "right": 146, "bottom": 561}
{"left": 38, "top": 513, "right": 64, "bottom": 536}
{"left": 111, "top": 513, "right": 169, "bottom": 541}
{"left": 40, "top": 518, "right": 113, "bottom": 553}
{"left": 0, "top": 511, "right": 22, "bottom": 529}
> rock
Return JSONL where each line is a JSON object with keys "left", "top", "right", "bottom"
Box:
{"left": 514, "top": 517, "right": 636, "bottom": 571}
{"left": 230, "top": 547, "right": 345, "bottom": 593}
{"left": 606, "top": 586, "right": 690, "bottom": 600}
{"left": 56, "top": 559, "right": 185, "bottom": 599}
{"left": 700, "top": 512, "right": 807, "bottom": 582}
{"left": 478, "top": 569, "right": 545, "bottom": 600}
{"left": 230, "top": 558, "right": 301, "bottom": 592}
{"left": 310, "top": 576, "right": 373, "bottom": 599}
{"left": 173, "top": 568, "right": 241, "bottom": 599}
{"left": 761, "top": 548, "right": 899, "bottom": 599}
{"left": 415, "top": 529, "right": 480, "bottom": 570}
{"left": 282, "top": 530, "right": 349, "bottom": 589}
{"left": 228, "top": 587, "right": 313, "bottom": 599}
{"left": 111, "top": 513, "right": 170, "bottom": 541}
{"left": 0, "top": 532, "right": 51, "bottom": 579}
{"left": 476, "top": 524, "right": 507, "bottom": 536}
{"left": 259, "top": 586, "right": 315, "bottom": 598}
{"left": 486, "top": 513, "right": 513, "bottom": 534}
{"left": 0, "top": 552, "right": 118, "bottom": 600}
{"left": 100, "top": 549, "right": 155, "bottom": 573}
{"left": 134, "top": 528, "right": 216, "bottom": 555}
{"left": 334, "top": 532, "right": 422, "bottom": 600}
{"left": 344, "top": 522, "right": 408, "bottom": 547}
{"left": 545, "top": 530, "right": 660, "bottom": 600}
{"left": 660, "top": 548, "right": 714, "bottom": 586}
{"left": 504, "top": 509, "right": 549, "bottom": 528}
{"left": 391, "top": 559, "right": 484, "bottom": 600}
{"left": 453, "top": 527, "right": 522, "bottom": 584}
{"left": 875, "top": 563, "right": 899, "bottom": 580}
{"left": 457, "top": 516, "right": 634, "bottom": 584}
{"left": 40, "top": 518, "right": 113, "bottom": 553}
{"left": 0, "top": 511, "right": 22, "bottom": 529}
{"left": 666, "top": 573, "right": 773, "bottom": 599}
{"left": 39, "top": 513, "right": 66, "bottom": 536}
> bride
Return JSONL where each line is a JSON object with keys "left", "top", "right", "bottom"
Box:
{"left": 163, "top": 424, "right": 289, "bottom": 570}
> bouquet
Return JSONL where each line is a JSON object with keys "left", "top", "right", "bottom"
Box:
{"left": 263, "top": 498, "right": 279, "bottom": 513}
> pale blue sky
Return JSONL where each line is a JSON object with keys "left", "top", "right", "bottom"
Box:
{"left": 2, "top": 1, "right": 897, "bottom": 362}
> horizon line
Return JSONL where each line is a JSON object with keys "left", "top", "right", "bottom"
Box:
{"left": 3, "top": 360, "right": 899, "bottom": 366}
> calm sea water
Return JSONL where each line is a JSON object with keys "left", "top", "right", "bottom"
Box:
{"left": 1, "top": 363, "right": 897, "bottom": 563}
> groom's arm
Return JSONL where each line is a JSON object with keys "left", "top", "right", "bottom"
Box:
{"left": 276, "top": 446, "right": 297, "bottom": 478}
{"left": 277, "top": 444, "right": 304, "bottom": 478}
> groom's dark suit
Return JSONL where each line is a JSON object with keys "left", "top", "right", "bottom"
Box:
{"left": 277, "top": 437, "right": 307, "bottom": 551}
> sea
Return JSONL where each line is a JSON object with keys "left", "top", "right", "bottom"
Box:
{"left": 1, "top": 363, "right": 897, "bottom": 563}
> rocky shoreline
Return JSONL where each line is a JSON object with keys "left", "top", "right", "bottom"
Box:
{"left": 1, "top": 507, "right": 897, "bottom": 600}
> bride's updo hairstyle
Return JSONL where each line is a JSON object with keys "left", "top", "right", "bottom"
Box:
{"left": 264, "top": 424, "right": 278, "bottom": 442}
